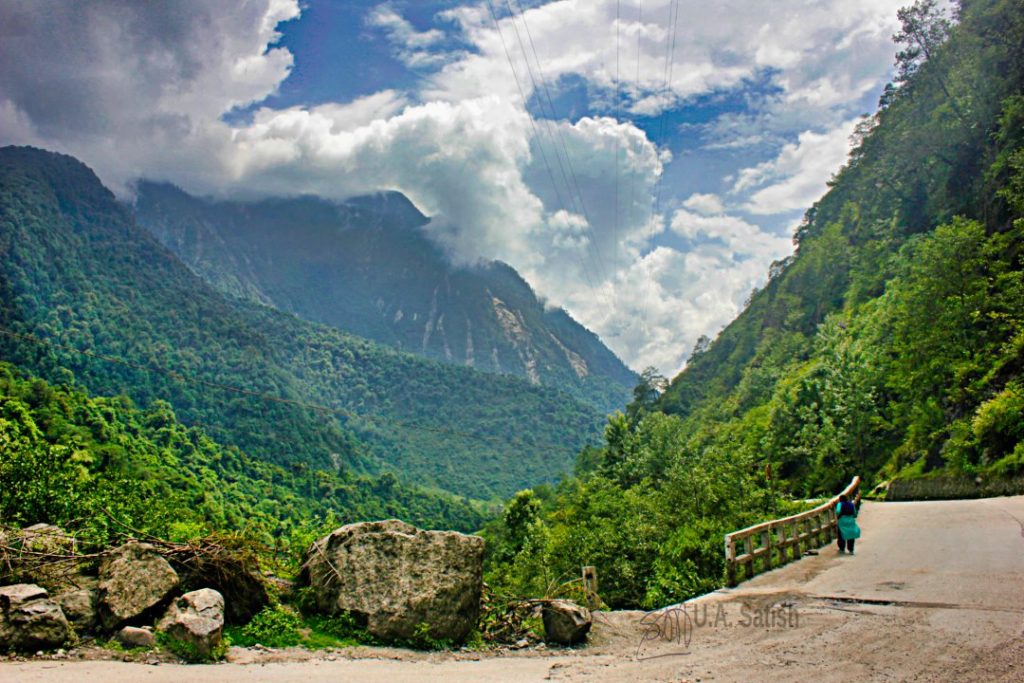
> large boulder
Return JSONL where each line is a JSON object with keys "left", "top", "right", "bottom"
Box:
{"left": 0, "top": 583, "right": 73, "bottom": 652}
{"left": 301, "top": 520, "right": 484, "bottom": 643}
{"left": 97, "top": 542, "right": 179, "bottom": 630}
{"left": 542, "top": 600, "right": 592, "bottom": 645}
{"left": 156, "top": 588, "right": 224, "bottom": 661}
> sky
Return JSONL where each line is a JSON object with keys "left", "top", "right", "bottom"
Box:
{"left": 0, "top": 0, "right": 908, "bottom": 375}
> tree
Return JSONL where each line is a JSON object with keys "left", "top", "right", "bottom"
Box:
{"left": 626, "top": 367, "right": 667, "bottom": 425}
{"left": 893, "top": 0, "right": 953, "bottom": 84}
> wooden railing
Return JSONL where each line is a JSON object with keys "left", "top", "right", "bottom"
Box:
{"left": 724, "top": 476, "right": 860, "bottom": 586}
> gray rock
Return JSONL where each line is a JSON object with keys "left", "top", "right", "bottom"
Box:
{"left": 116, "top": 625, "right": 156, "bottom": 649}
{"left": 177, "top": 558, "right": 269, "bottom": 624}
{"left": 0, "top": 584, "right": 73, "bottom": 652}
{"left": 542, "top": 600, "right": 592, "bottom": 645}
{"left": 57, "top": 578, "right": 98, "bottom": 632}
{"left": 98, "top": 543, "right": 179, "bottom": 630}
{"left": 3, "top": 525, "right": 85, "bottom": 591}
{"left": 300, "top": 519, "right": 484, "bottom": 643}
{"left": 157, "top": 588, "right": 224, "bottom": 660}
{"left": 0, "top": 584, "right": 48, "bottom": 608}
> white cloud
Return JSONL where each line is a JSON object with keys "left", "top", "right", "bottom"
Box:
{"left": 0, "top": 0, "right": 906, "bottom": 376}
{"left": 733, "top": 118, "right": 859, "bottom": 215}
{"left": 682, "top": 192, "right": 724, "bottom": 215}
{"left": 367, "top": 4, "right": 453, "bottom": 68}
{"left": 428, "top": 0, "right": 903, "bottom": 119}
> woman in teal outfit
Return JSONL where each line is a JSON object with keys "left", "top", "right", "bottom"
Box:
{"left": 836, "top": 494, "right": 860, "bottom": 554}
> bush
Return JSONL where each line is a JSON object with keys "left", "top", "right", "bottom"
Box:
{"left": 232, "top": 605, "right": 302, "bottom": 648}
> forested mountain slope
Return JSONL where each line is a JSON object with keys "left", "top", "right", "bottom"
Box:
{"left": 133, "top": 183, "right": 634, "bottom": 413}
{"left": 657, "top": 0, "right": 1024, "bottom": 492}
{"left": 0, "top": 362, "right": 482, "bottom": 544}
{"left": 0, "top": 146, "right": 606, "bottom": 501}
{"left": 481, "top": 0, "right": 1024, "bottom": 611}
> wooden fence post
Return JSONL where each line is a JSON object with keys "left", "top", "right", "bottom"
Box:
{"left": 582, "top": 566, "right": 599, "bottom": 609}
{"left": 725, "top": 535, "right": 737, "bottom": 587}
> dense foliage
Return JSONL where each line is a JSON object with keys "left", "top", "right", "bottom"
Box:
{"left": 0, "top": 147, "right": 607, "bottom": 500}
{"left": 0, "top": 363, "right": 483, "bottom": 555}
{"left": 657, "top": 0, "right": 1024, "bottom": 492}
{"left": 484, "top": 0, "right": 1024, "bottom": 609}
{"left": 134, "top": 183, "right": 635, "bottom": 413}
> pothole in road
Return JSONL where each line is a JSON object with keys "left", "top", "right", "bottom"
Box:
{"left": 812, "top": 595, "right": 1023, "bottom": 613}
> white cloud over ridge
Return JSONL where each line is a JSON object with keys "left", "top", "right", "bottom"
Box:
{"left": 733, "top": 119, "right": 860, "bottom": 215}
{"left": 0, "top": 0, "right": 904, "bottom": 374}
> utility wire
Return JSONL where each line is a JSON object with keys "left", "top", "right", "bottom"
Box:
{"left": 612, "top": 0, "right": 622, "bottom": 317}
{"left": 640, "top": 0, "right": 680, "bottom": 336}
{"left": 485, "top": 0, "right": 602, "bottom": 294}
{"left": 505, "top": 0, "right": 610, "bottom": 285}
{"left": 482, "top": 0, "right": 573, "bottom": 239}
{"left": 627, "top": 0, "right": 643, "bottom": 274}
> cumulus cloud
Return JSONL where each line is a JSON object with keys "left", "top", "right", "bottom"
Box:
{"left": 682, "top": 192, "right": 724, "bottom": 215}
{"left": 732, "top": 118, "right": 859, "bottom": 215}
{"left": 367, "top": 3, "right": 453, "bottom": 68}
{"left": 0, "top": 0, "right": 905, "bottom": 375}
{"left": 428, "top": 0, "right": 902, "bottom": 118}
{"left": 0, "top": 0, "right": 300, "bottom": 194}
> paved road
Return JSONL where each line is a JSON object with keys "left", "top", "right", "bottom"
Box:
{"left": 4, "top": 497, "right": 1023, "bottom": 682}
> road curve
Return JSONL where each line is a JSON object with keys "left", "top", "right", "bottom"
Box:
{"left": 3, "top": 497, "right": 1023, "bottom": 682}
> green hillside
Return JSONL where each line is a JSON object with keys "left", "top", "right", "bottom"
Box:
{"left": 133, "top": 183, "right": 634, "bottom": 413}
{"left": 657, "top": 0, "right": 1024, "bottom": 491}
{"left": 482, "top": 0, "right": 1024, "bottom": 609}
{"left": 0, "top": 362, "right": 482, "bottom": 551}
{"left": 0, "top": 146, "right": 607, "bottom": 501}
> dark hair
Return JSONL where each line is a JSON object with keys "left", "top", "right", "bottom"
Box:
{"left": 839, "top": 494, "right": 849, "bottom": 503}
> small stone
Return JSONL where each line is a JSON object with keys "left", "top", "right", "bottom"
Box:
{"left": 541, "top": 600, "right": 592, "bottom": 645}
{"left": 116, "top": 626, "right": 157, "bottom": 649}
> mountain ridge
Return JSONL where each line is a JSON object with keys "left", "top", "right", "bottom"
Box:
{"left": 0, "top": 144, "right": 609, "bottom": 501}
{"left": 132, "top": 181, "right": 635, "bottom": 412}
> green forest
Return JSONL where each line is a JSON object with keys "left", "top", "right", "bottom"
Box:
{"left": 1, "top": 0, "right": 1022, "bottom": 622}
{"left": 0, "top": 144, "right": 609, "bottom": 502}
{"left": 0, "top": 362, "right": 482, "bottom": 553}
{"left": 482, "top": 0, "right": 1024, "bottom": 609}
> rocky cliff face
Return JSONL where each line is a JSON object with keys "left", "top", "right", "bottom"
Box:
{"left": 133, "top": 183, "right": 634, "bottom": 412}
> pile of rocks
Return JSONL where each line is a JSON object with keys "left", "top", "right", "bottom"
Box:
{"left": 0, "top": 527, "right": 247, "bottom": 660}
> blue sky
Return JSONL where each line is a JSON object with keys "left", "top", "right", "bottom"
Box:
{"left": 0, "top": 0, "right": 909, "bottom": 373}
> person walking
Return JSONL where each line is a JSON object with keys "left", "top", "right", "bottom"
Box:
{"left": 836, "top": 493, "right": 860, "bottom": 554}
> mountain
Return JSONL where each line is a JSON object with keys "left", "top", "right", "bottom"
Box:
{"left": 479, "top": 0, "right": 1024, "bottom": 610}
{"left": 0, "top": 145, "right": 609, "bottom": 501}
{"left": 132, "top": 182, "right": 635, "bottom": 413}
{"left": 657, "top": 0, "right": 1024, "bottom": 490}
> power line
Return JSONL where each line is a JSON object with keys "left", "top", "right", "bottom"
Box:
{"left": 505, "top": 0, "right": 610, "bottom": 284}
{"left": 613, "top": 0, "right": 622, "bottom": 316}
{"left": 0, "top": 325, "right": 600, "bottom": 455}
{"left": 640, "top": 0, "right": 681, "bottom": 336}
{"left": 627, "top": 0, "right": 643, "bottom": 278}
{"left": 483, "top": 0, "right": 571, "bottom": 226}
{"left": 485, "top": 0, "right": 607, "bottom": 297}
